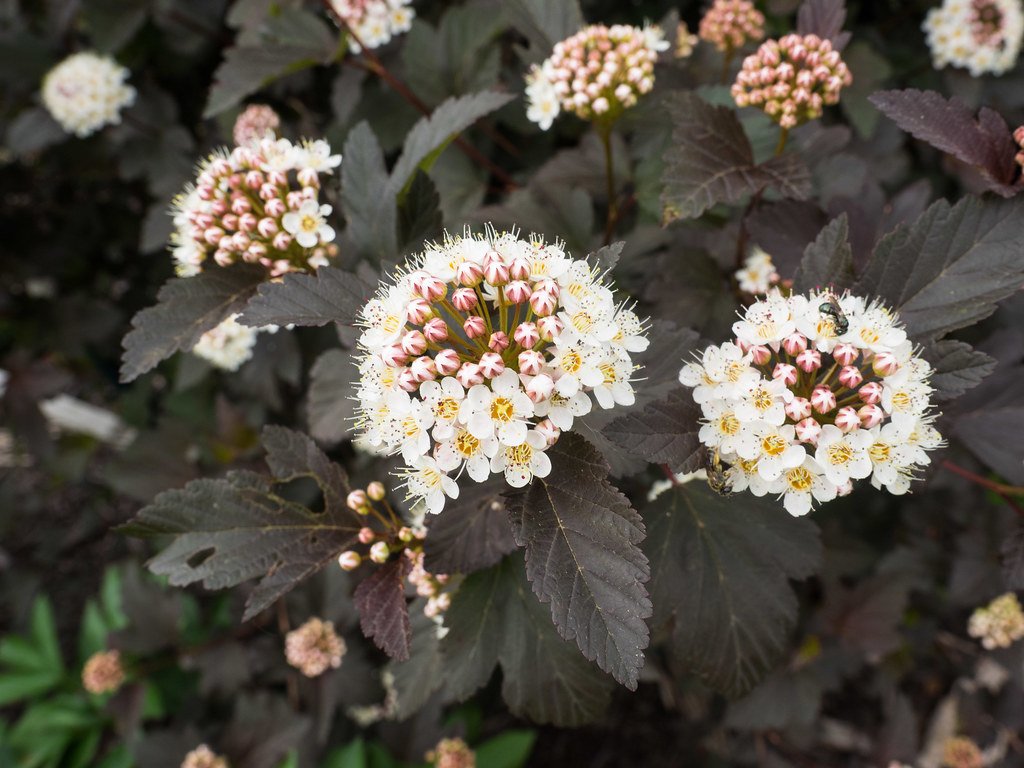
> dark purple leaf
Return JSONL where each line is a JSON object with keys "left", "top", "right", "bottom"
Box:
{"left": 602, "top": 390, "right": 703, "bottom": 470}
{"left": 424, "top": 477, "right": 517, "bottom": 575}
{"left": 354, "top": 557, "right": 413, "bottom": 661}
{"left": 239, "top": 265, "right": 376, "bottom": 328}
{"left": 796, "top": 0, "right": 851, "bottom": 49}
{"left": 793, "top": 214, "right": 854, "bottom": 292}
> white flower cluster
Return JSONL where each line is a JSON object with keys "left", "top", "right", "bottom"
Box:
{"left": 924, "top": 0, "right": 1024, "bottom": 76}
{"left": 968, "top": 592, "right": 1024, "bottom": 649}
{"left": 679, "top": 291, "right": 944, "bottom": 516}
{"left": 192, "top": 314, "right": 277, "bottom": 371}
{"left": 353, "top": 228, "right": 648, "bottom": 514}
{"left": 170, "top": 136, "right": 340, "bottom": 278}
{"left": 525, "top": 23, "right": 669, "bottom": 131}
{"left": 735, "top": 246, "right": 779, "bottom": 294}
{"left": 41, "top": 52, "right": 136, "bottom": 138}
{"left": 328, "top": 0, "right": 415, "bottom": 52}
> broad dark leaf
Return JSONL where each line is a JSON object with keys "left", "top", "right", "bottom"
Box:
{"left": 120, "top": 263, "right": 266, "bottom": 383}
{"left": 602, "top": 390, "right": 703, "bottom": 470}
{"left": 398, "top": 170, "right": 443, "bottom": 254}
{"left": 239, "top": 265, "right": 375, "bottom": 328}
{"left": 5, "top": 107, "right": 66, "bottom": 156}
{"left": 953, "top": 406, "right": 1024, "bottom": 484}
{"left": 856, "top": 195, "right": 1024, "bottom": 342}
{"left": 920, "top": 340, "right": 996, "bottom": 402}
{"left": 388, "top": 90, "right": 515, "bottom": 193}
{"left": 221, "top": 693, "right": 311, "bottom": 768}
{"left": 645, "top": 484, "right": 822, "bottom": 697}
{"left": 354, "top": 557, "right": 413, "bottom": 661}
{"left": 870, "top": 90, "right": 1018, "bottom": 196}
{"left": 123, "top": 427, "right": 360, "bottom": 620}
{"left": 441, "top": 554, "right": 614, "bottom": 725}
{"left": 662, "top": 92, "right": 812, "bottom": 222}
{"left": 589, "top": 241, "right": 624, "bottom": 272}
{"left": 341, "top": 121, "right": 398, "bottom": 261}
{"left": 385, "top": 605, "right": 443, "bottom": 718}
{"left": 306, "top": 349, "right": 357, "bottom": 445}
{"left": 424, "top": 477, "right": 517, "bottom": 575}
{"left": 110, "top": 564, "right": 181, "bottom": 655}
{"left": 505, "top": 0, "right": 584, "bottom": 57}
{"left": 725, "top": 667, "right": 823, "bottom": 730}
{"left": 796, "top": 0, "right": 851, "bottom": 49}
{"left": 793, "top": 214, "right": 854, "bottom": 292}
{"left": 507, "top": 435, "right": 652, "bottom": 690}
{"left": 1001, "top": 524, "right": 1024, "bottom": 591}
{"left": 746, "top": 200, "right": 829, "bottom": 277}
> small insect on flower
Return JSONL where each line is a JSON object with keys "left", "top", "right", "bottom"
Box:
{"left": 705, "top": 448, "right": 733, "bottom": 495}
{"left": 817, "top": 292, "right": 849, "bottom": 336}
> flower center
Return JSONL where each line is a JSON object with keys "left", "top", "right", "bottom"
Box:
{"left": 600, "top": 362, "right": 618, "bottom": 384}
{"left": 419, "top": 467, "right": 442, "bottom": 489}
{"left": 490, "top": 397, "right": 515, "bottom": 422}
{"left": 826, "top": 442, "right": 853, "bottom": 465}
{"left": 869, "top": 442, "right": 891, "bottom": 463}
{"left": 561, "top": 351, "right": 582, "bottom": 373}
{"left": 891, "top": 391, "right": 912, "bottom": 411}
{"left": 753, "top": 388, "right": 773, "bottom": 411}
{"left": 571, "top": 311, "right": 594, "bottom": 332}
{"left": 507, "top": 443, "right": 533, "bottom": 465}
{"left": 455, "top": 431, "right": 480, "bottom": 457}
{"left": 402, "top": 416, "right": 420, "bottom": 437}
{"left": 762, "top": 434, "right": 787, "bottom": 456}
{"left": 299, "top": 214, "right": 319, "bottom": 233}
{"left": 726, "top": 361, "right": 747, "bottom": 382}
{"left": 434, "top": 397, "right": 460, "bottom": 420}
{"left": 859, "top": 327, "right": 881, "bottom": 345}
{"left": 785, "top": 466, "right": 813, "bottom": 492}
{"left": 738, "top": 458, "right": 759, "bottom": 473}
{"left": 718, "top": 413, "right": 740, "bottom": 435}
{"left": 383, "top": 315, "right": 402, "bottom": 334}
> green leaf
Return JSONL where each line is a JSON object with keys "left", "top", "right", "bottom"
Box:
{"left": 0, "top": 672, "right": 63, "bottom": 707}
{"left": 856, "top": 195, "right": 1024, "bottom": 341}
{"left": 388, "top": 90, "right": 516, "bottom": 195}
{"left": 341, "top": 122, "right": 399, "bottom": 261}
{"left": 78, "top": 602, "right": 109, "bottom": 661}
{"left": 123, "top": 426, "right": 360, "bottom": 620}
{"left": 474, "top": 731, "right": 537, "bottom": 768}
{"left": 661, "top": 92, "right": 812, "bottom": 223}
{"left": 95, "top": 746, "right": 134, "bottom": 768}
{"left": 0, "top": 637, "right": 49, "bottom": 672}
{"left": 506, "top": 435, "right": 651, "bottom": 690}
{"left": 505, "top": 0, "right": 584, "bottom": 57}
{"left": 31, "top": 597, "right": 62, "bottom": 672}
{"left": 441, "top": 554, "right": 614, "bottom": 726}
{"left": 322, "top": 739, "right": 369, "bottom": 768}
{"left": 239, "top": 265, "right": 376, "bottom": 328}
{"left": 602, "top": 389, "right": 704, "bottom": 470}
{"left": 424, "top": 476, "right": 517, "bottom": 575}
{"left": 644, "top": 484, "right": 822, "bottom": 697}
{"left": 792, "top": 214, "right": 854, "bottom": 292}
{"left": 307, "top": 349, "right": 358, "bottom": 445}
{"left": 120, "top": 263, "right": 266, "bottom": 383}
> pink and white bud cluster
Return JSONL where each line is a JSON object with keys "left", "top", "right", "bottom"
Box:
{"left": 968, "top": 592, "right": 1024, "bottom": 650}
{"left": 427, "top": 738, "right": 476, "bottom": 768}
{"left": 41, "top": 52, "right": 136, "bottom": 138}
{"left": 191, "top": 314, "right": 279, "bottom": 371}
{"left": 679, "top": 290, "right": 944, "bottom": 517}
{"left": 81, "top": 649, "right": 125, "bottom": 694}
{"left": 327, "top": 0, "right": 415, "bottom": 52}
{"left": 525, "top": 23, "right": 668, "bottom": 131}
{"left": 354, "top": 227, "right": 648, "bottom": 514}
{"left": 924, "top": 0, "right": 1024, "bottom": 76}
{"left": 181, "top": 745, "right": 229, "bottom": 768}
{"left": 735, "top": 246, "right": 779, "bottom": 295}
{"left": 233, "top": 103, "right": 281, "bottom": 146}
{"left": 284, "top": 617, "right": 346, "bottom": 678}
{"left": 698, "top": 0, "right": 766, "bottom": 53}
{"left": 169, "top": 136, "right": 340, "bottom": 278}
{"left": 732, "top": 34, "right": 852, "bottom": 129}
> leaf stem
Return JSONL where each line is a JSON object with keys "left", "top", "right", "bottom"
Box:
{"left": 774, "top": 127, "right": 790, "bottom": 157}
{"left": 598, "top": 122, "right": 618, "bottom": 245}
{"left": 942, "top": 460, "right": 1024, "bottom": 515}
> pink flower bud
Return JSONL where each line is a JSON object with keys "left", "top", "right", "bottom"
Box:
{"left": 456, "top": 261, "right": 484, "bottom": 287}
{"left": 838, "top": 365, "right": 863, "bottom": 389}
{"left": 785, "top": 396, "right": 811, "bottom": 421}
{"left": 247, "top": 242, "right": 267, "bottom": 259}
{"left": 488, "top": 332, "right": 510, "bottom": 352}
{"left": 358, "top": 527, "right": 375, "bottom": 544}
{"left": 519, "top": 350, "right": 544, "bottom": 375}
{"left": 463, "top": 315, "right": 486, "bottom": 339}
{"left": 811, "top": 385, "right": 836, "bottom": 414}
{"left": 238, "top": 212, "right": 258, "bottom": 232}
{"left": 782, "top": 333, "right": 808, "bottom": 356}
{"left": 858, "top": 404, "right": 884, "bottom": 428}
{"left": 451, "top": 287, "right": 478, "bottom": 311}
{"left": 484, "top": 252, "right": 509, "bottom": 285}
{"left": 478, "top": 352, "right": 505, "bottom": 378}
{"left": 272, "top": 232, "right": 292, "bottom": 250}
{"left": 872, "top": 352, "right": 899, "bottom": 377}
{"left": 795, "top": 417, "right": 822, "bottom": 444}
{"left": 398, "top": 368, "right": 419, "bottom": 391}
{"left": 505, "top": 280, "right": 532, "bottom": 304}
{"left": 773, "top": 363, "right": 798, "bottom": 386}
{"left": 260, "top": 182, "right": 279, "bottom": 201}
{"left": 836, "top": 479, "right": 854, "bottom": 497}
{"left": 401, "top": 330, "right": 427, "bottom": 357}
{"left": 509, "top": 255, "right": 531, "bottom": 280}
{"left": 514, "top": 322, "right": 539, "bottom": 349}
{"left": 434, "top": 349, "right": 461, "bottom": 375}
{"left": 750, "top": 345, "right": 771, "bottom": 365}
{"left": 338, "top": 551, "right": 361, "bottom": 570}
{"left": 537, "top": 315, "right": 563, "bottom": 341}
{"left": 204, "top": 227, "right": 225, "bottom": 245}
{"left": 418, "top": 276, "right": 447, "bottom": 302}
{"left": 214, "top": 249, "right": 233, "bottom": 267}
{"left": 525, "top": 374, "right": 554, "bottom": 403}
{"left": 264, "top": 198, "right": 286, "bottom": 218}
{"left": 381, "top": 345, "right": 406, "bottom": 367}
{"left": 456, "top": 362, "right": 484, "bottom": 388}
{"left": 835, "top": 406, "right": 860, "bottom": 432}
{"left": 858, "top": 381, "right": 883, "bottom": 404}
{"left": 796, "top": 349, "right": 822, "bottom": 373}
{"left": 534, "top": 278, "right": 559, "bottom": 298}
{"left": 369, "top": 542, "right": 390, "bottom": 564}
{"left": 297, "top": 167, "right": 318, "bottom": 188}
{"left": 245, "top": 170, "right": 264, "bottom": 189}
{"left": 405, "top": 298, "right": 433, "bottom": 325}
{"left": 411, "top": 356, "right": 437, "bottom": 382}
{"left": 347, "top": 490, "right": 368, "bottom": 510}
{"left": 423, "top": 318, "right": 448, "bottom": 343}
{"left": 231, "top": 197, "right": 252, "bottom": 215}
{"left": 536, "top": 418, "right": 560, "bottom": 446}
{"left": 267, "top": 170, "right": 288, "bottom": 187}
{"left": 367, "top": 482, "right": 386, "bottom": 501}
{"left": 529, "top": 290, "right": 557, "bottom": 317}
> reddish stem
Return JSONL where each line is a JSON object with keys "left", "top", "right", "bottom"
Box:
{"left": 942, "top": 459, "right": 1024, "bottom": 516}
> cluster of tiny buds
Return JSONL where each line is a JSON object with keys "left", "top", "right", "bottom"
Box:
{"left": 327, "top": 0, "right": 415, "bottom": 52}
{"left": 942, "top": 737, "right": 985, "bottom": 768}
{"left": 41, "top": 51, "right": 136, "bottom": 138}
{"left": 81, "top": 649, "right": 125, "bottom": 694}
{"left": 967, "top": 592, "right": 1024, "bottom": 650}
{"left": 1014, "top": 126, "right": 1024, "bottom": 168}
{"left": 338, "top": 484, "right": 453, "bottom": 620}
{"left": 233, "top": 103, "right": 281, "bottom": 147}
{"left": 427, "top": 738, "right": 476, "bottom": 768}
{"left": 923, "top": 0, "right": 1024, "bottom": 76}
{"left": 284, "top": 617, "right": 346, "bottom": 678}
{"left": 698, "top": 0, "right": 766, "bottom": 53}
{"left": 732, "top": 33, "right": 852, "bottom": 129}
{"left": 180, "top": 744, "right": 229, "bottom": 768}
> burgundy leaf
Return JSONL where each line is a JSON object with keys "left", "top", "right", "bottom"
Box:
{"left": 354, "top": 557, "right": 413, "bottom": 661}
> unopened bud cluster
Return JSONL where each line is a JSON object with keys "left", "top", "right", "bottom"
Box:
{"left": 353, "top": 228, "right": 647, "bottom": 514}
{"left": 338, "top": 485, "right": 454, "bottom": 621}
{"left": 42, "top": 52, "right": 136, "bottom": 138}
{"left": 169, "top": 136, "right": 340, "bottom": 277}
{"left": 233, "top": 104, "right": 281, "bottom": 147}
{"left": 732, "top": 34, "right": 852, "bottom": 129}
{"left": 1014, "top": 125, "right": 1024, "bottom": 168}
{"left": 968, "top": 592, "right": 1024, "bottom": 650}
{"left": 924, "top": 0, "right": 1024, "bottom": 76}
{"left": 82, "top": 649, "right": 125, "bottom": 694}
{"left": 427, "top": 738, "right": 476, "bottom": 768}
{"left": 679, "top": 291, "right": 943, "bottom": 516}
{"left": 942, "top": 737, "right": 984, "bottom": 768}
{"left": 525, "top": 24, "right": 668, "bottom": 131}
{"left": 698, "top": 0, "right": 766, "bottom": 53}
{"left": 192, "top": 314, "right": 279, "bottom": 371}
{"left": 735, "top": 246, "right": 779, "bottom": 295}
{"left": 181, "top": 745, "right": 229, "bottom": 768}
{"left": 327, "top": 0, "right": 415, "bottom": 52}
{"left": 284, "top": 617, "right": 346, "bottom": 677}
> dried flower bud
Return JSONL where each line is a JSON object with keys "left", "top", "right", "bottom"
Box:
{"left": 285, "top": 617, "right": 346, "bottom": 677}
{"left": 82, "top": 650, "right": 125, "bottom": 694}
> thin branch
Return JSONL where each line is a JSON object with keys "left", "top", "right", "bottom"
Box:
{"left": 942, "top": 460, "right": 1024, "bottom": 516}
